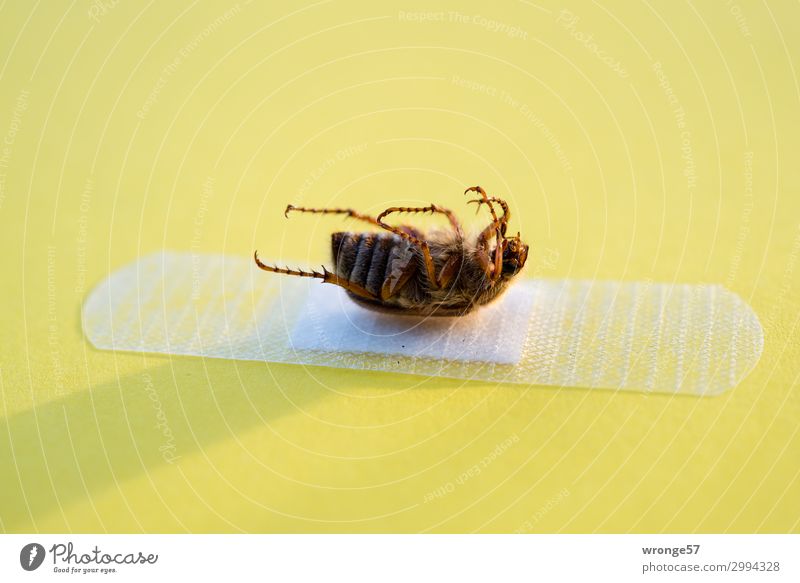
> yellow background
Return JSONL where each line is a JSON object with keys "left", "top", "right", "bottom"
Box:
{"left": 1, "top": 0, "right": 799, "bottom": 533}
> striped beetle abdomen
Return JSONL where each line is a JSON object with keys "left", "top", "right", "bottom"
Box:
{"left": 331, "top": 232, "right": 418, "bottom": 299}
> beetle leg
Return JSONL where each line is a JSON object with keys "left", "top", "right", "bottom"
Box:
{"left": 435, "top": 254, "right": 463, "bottom": 289}
{"left": 284, "top": 204, "right": 380, "bottom": 227}
{"left": 376, "top": 204, "right": 462, "bottom": 289}
{"left": 253, "top": 251, "right": 377, "bottom": 300}
{"left": 474, "top": 247, "right": 494, "bottom": 280}
{"left": 377, "top": 204, "right": 463, "bottom": 237}
{"left": 491, "top": 237, "right": 506, "bottom": 282}
{"left": 464, "top": 186, "right": 500, "bottom": 226}
{"left": 468, "top": 196, "right": 510, "bottom": 237}
{"left": 380, "top": 246, "right": 418, "bottom": 300}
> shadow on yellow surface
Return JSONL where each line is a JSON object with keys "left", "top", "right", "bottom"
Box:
{"left": 0, "top": 358, "right": 325, "bottom": 531}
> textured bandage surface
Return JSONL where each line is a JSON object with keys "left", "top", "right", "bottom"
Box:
{"left": 83, "top": 252, "right": 764, "bottom": 395}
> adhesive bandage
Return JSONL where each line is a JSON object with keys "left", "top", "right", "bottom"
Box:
{"left": 82, "top": 252, "right": 764, "bottom": 396}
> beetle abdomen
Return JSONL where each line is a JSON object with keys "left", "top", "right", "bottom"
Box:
{"left": 332, "top": 232, "right": 404, "bottom": 297}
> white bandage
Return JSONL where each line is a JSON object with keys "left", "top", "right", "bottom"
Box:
{"left": 82, "top": 252, "right": 764, "bottom": 395}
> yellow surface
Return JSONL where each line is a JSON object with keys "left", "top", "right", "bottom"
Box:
{"left": 1, "top": 0, "right": 799, "bottom": 533}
